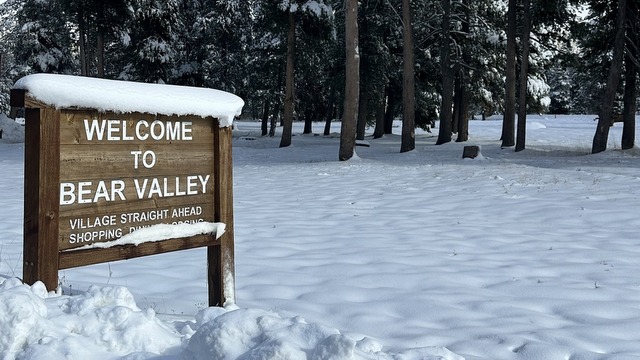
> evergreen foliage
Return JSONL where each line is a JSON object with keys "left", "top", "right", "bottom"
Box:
{"left": 0, "top": 0, "right": 635, "bottom": 151}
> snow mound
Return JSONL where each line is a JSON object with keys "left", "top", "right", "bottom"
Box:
{"left": 0, "top": 279, "right": 182, "bottom": 360}
{"left": 13, "top": 74, "right": 244, "bottom": 127}
{"left": 184, "top": 307, "right": 462, "bottom": 360}
{"left": 0, "top": 279, "right": 461, "bottom": 360}
{"left": 527, "top": 122, "right": 547, "bottom": 130}
{"left": 0, "top": 114, "right": 25, "bottom": 143}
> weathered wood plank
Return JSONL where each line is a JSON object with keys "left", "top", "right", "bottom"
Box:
{"left": 209, "top": 124, "right": 235, "bottom": 306}
{"left": 23, "top": 107, "right": 61, "bottom": 291}
{"left": 58, "top": 193, "right": 215, "bottom": 216}
{"left": 59, "top": 234, "right": 221, "bottom": 269}
{"left": 59, "top": 145, "right": 215, "bottom": 180}
{"left": 59, "top": 111, "right": 216, "bottom": 145}
{"left": 59, "top": 202, "right": 215, "bottom": 250}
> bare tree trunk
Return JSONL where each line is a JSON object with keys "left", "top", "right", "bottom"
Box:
{"left": 622, "top": 0, "right": 638, "bottom": 150}
{"left": 457, "top": 85, "right": 470, "bottom": 141}
{"left": 78, "top": 9, "right": 88, "bottom": 77}
{"left": 261, "top": 100, "right": 270, "bottom": 136}
{"left": 96, "top": 29, "right": 105, "bottom": 78}
{"left": 593, "top": 0, "right": 628, "bottom": 153}
{"left": 304, "top": 116, "right": 313, "bottom": 134}
{"left": 339, "top": 0, "right": 359, "bottom": 161}
{"left": 455, "top": 76, "right": 470, "bottom": 142}
{"left": 384, "top": 87, "right": 396, "bottom": 134}
{"left": 280, "top": 11, "right": 295, "bottom": 148}
{"left": 269, "top": 96, "right": 279, "bottom": 137}
{"left": 324, "top": 77, "right": 337, "bottom": 135}
{"left": 452, "top": 75, "right": 461, "bottom": 134}
{"left": 502, "top": 0, "right": 517, "bottom": 147}
{"left": 437, "top": 0, "right": 453, "bottom": 145}
{"left": 357, "top": 90, "right": 369, "bottom": 140}
{"left": 373, "top": 86, "right": 386, "bottom": 138}
{"left": 515, "top": 0, "right": 531, "bottom": 152}
{"left": 323, "top": 116, "right": 332, "bottom": 135}
{"left": 401, "top": 0, "right": 416, "bottom": 152}
{"left": 456, "top": 0, "right": 471, "bottom": 142}
{"left": 622, "top": 52, "right": 636, "bottom": 150}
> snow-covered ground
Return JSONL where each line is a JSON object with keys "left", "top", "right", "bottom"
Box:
{"left": 2, "top": 112, "right": 640, "bottom": 360}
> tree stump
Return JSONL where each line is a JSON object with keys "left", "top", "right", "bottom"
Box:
{"left": 462, "top": 145, "right": 480, "bottom": 159}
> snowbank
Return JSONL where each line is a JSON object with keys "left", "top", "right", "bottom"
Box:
{"left": 12, "top": 74, "right": 244, "bottom": 127}
{"left": 0, "top": 278, "right": 181, "bottom": 360}
{"left": 0, "top": 279, "right": 461, "bottom": 360}
{"left": 0, "top": 114, "right": 24, "bottom": 143}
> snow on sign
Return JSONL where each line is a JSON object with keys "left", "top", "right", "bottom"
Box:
{"left": 11, "top": 74, "right": 244, "bottom": 306}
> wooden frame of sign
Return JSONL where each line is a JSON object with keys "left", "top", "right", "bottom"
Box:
{"left": 11, "top": 89, "right": 235, "bottom": 307}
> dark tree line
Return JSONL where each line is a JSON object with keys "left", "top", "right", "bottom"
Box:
{"left": 0, "top": 0, "right": 638, "bottom": 156}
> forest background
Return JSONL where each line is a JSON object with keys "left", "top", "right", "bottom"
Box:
{"left": 0, "top": 0, "right": 637, "bottom": 155}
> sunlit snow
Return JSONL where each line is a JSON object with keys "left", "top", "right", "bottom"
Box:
{"left": 2, "top": 112, "right": 640, "bottom": 360}
{"left": 13, "top": 74, "right": 244, "bottom": 126}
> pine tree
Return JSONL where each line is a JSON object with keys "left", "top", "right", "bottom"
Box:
{"left": 0, "top": 0, "right": 19, "bottom": 114}
{"left": 13, "top": 0, "right": 76, "bottom": 74}
{"left": 122, "top": 0, "right": 181, "bottom": 83}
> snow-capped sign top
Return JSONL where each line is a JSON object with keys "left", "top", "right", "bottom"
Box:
{"left": 13, "top": 74, "right": 244, "bottom": 127}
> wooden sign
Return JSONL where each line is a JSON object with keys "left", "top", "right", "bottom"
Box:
{"left": 57, "top": 111, "right": 216, "bottom": 251}
{"left": 11, "top": 75, "right": 240, "bottom": 307}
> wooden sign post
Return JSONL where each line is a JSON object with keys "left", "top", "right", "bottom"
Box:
{"left": 11, "top": 74, "right": 242, "bottom": 307}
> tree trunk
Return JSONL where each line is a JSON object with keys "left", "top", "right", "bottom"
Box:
{"left": 373, "top": 86, "right": 386, "bottom": 139}
{"left": 324, "top": 77, "right": 337, "bottom": 135}
{"left": 622, "top": 52, "right": 636, "bottom": 150}
{"left": 357, "top": 89, "right": 369, "bottom": 140}
{"left": 455, "top": 76, "right": 470, "bottom": 142}
{"left": 323, "top": 116, "right": 332, "bottom": 136}
{"left": 339, "top": 0, "right": 359, "bottom": 161}
{"left": 452, "top": 75, "right": 461, "bottom": 135}
{"left": 502, "top": 0, "right": 517, "bottom": 147}
{"left": 96, "top": 29, "right": 105, "bottom": 78}
{"left": 622, "top": 0, "right": 638, "bottom": 150}
{"left": 304, "top": 117, "right": 313, "bottom": 134}
{"left": 280, "top": 10, "right": 296, "bottom": 148}
{"left": 515, "top": 0, "right": 531, "bottom": 152}
{"left": 261, "top": 100, "right": 270, "bottom": 136}
{"left": 269, "top": 96, "right": 279, "bottom": 137}
{"left": 457, "top": 85, "right": 470, "bottom": 141}
{"left": 592, "top": 0, "right": 628, "bottom": 153}
{"left": 401, "top": 0, "right": 416, "bottom": 152}
{"left": 456, "top": 0, "right": 471, "bottom": 142}
{"left": 436, "top": 0, "right": 453, "bottom": 145}
{"left": 78, "top": 9, "right": 88, "bottom": 77}
{"left": 384, "top": 87, "right": 396, "bottom": 134}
